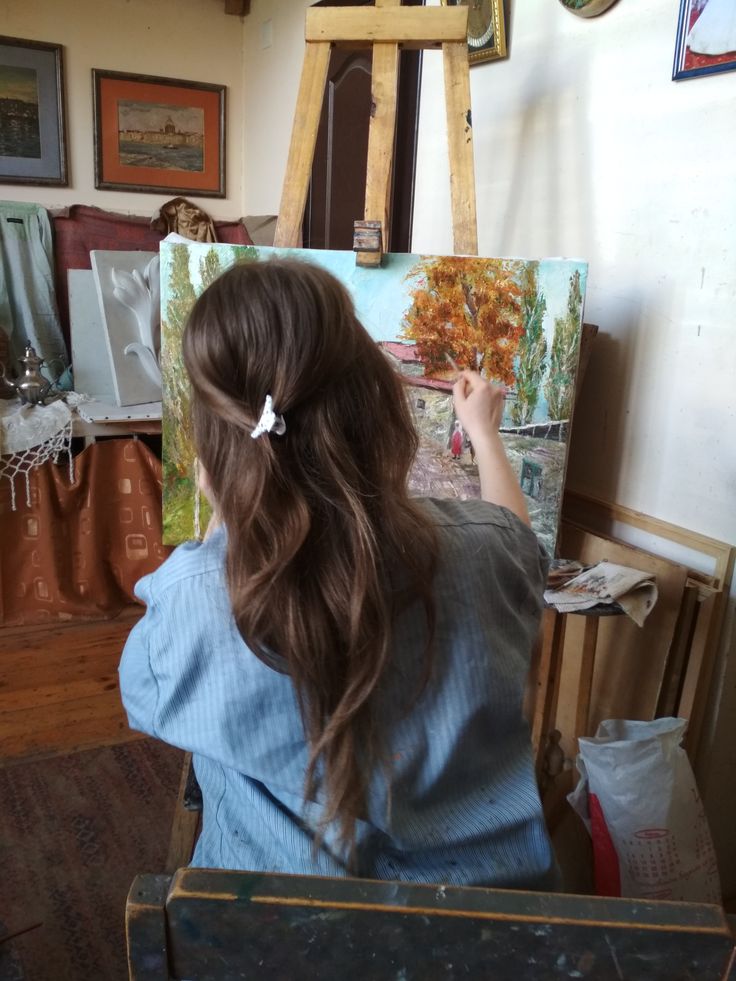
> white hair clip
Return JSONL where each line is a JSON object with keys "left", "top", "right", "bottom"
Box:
{"left": 250, "top": 394, "right": 286, "bottom": 440}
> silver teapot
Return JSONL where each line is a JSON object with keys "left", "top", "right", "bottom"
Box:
{"left": 0, "top": 343, "right": 64, "bottom": 406}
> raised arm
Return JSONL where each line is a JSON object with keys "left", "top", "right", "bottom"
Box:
{"left": 452, "top": 370, "right": 530, "bottom": 526}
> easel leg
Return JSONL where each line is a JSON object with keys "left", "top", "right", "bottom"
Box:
{"left": 442, "top": 40, "right": 478, "bottom": 256}
{"left": 165, "top": 752, "right": 200, "bottom": 873}
{"left": 533, "top": 610, "right": 567, "bottom": 777}
{"left": 357, "top": 0, "right": 400, "bottom": 266}
{"left": 574, "top": 617, "right": 600, "bottom": 741}
{"left": 274, "top": 41, "right": 332, "bottom": 249}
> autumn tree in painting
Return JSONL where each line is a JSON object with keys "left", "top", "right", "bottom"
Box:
{"left": 401, "top": 257, "right": 523, "bottom": 385}
{"left": 544, "top": 268, "right": 583, "bottom": 421}
{"left": 511, "top": 262, "right": 547, "bottom": 427}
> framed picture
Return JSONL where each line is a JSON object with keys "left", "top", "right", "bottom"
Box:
{"left": 0, "top": 35, "right": 67, "bottom": 186}
{"left": 441, "top": 0, "right": 507, "bottom": 65}
{"left": 673, "top": 0, "right": 736, "bottom": 81}
{"left": 93, "top": 70, "right": 225, "bottom": 196}
{"left": 558, "top": 0, "right": 619, "bottom": 16}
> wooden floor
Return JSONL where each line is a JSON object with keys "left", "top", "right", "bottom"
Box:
{"left": 0, "top": 608, "right": 144, "bottom": 764}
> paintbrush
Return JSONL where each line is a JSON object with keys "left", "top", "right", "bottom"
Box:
{"left": 444, "top": 352, "right": 460, "bottom": 375}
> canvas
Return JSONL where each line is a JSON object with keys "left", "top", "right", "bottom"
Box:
{"left": 68, "top": 269, "right": 116, "bottom": 401}
{"left": 160, "top": 243, "right": 588, "bottom": 553}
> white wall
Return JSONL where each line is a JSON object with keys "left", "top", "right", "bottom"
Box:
{"left": 411, "top": 0, "right": 736, "bottom": 896}
{"left": 241, "top": 0, "right": 314, "bottom": 216}
{"left": 1, "top": 0, "right": 246, "bottom": 219}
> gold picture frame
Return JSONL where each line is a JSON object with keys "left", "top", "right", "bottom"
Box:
{"left": 442, "top": 0, "right": 507, "bottom": 66}
{"left": 92, "top": 69, "right": 225, "bottom": 196}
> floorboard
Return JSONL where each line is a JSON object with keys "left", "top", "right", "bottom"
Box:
{"left": 0, "top": 607, "right": 142, "bottom": 764}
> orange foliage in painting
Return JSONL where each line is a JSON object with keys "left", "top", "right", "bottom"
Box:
{"left": 401, "top": 257, "right": 523, "bottom": 384}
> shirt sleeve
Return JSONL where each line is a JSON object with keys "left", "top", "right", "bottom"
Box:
{"left": 118, "top": 571, "right": 161, "bottom": 738}
{"left": 510, "top": 508, "right": 551, "bottom": 595}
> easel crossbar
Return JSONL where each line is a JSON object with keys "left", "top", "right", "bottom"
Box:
{"left": 306, "top": 7, "right": 468, "bottom": 47}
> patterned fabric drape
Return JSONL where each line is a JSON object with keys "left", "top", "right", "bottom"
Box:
{"left": 0, "top": 438, "right": 171, "bottom": 626}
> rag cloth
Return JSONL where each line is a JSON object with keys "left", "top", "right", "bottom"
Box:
{"left": 0, "top": 201, "right": 68, "bottom": 367}
{"left": 151, "top": 197, "right": 218, "bottom": 242}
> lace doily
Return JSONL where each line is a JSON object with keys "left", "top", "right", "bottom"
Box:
{"left": 0, "top": 397, "right": 75, "bottom": 509}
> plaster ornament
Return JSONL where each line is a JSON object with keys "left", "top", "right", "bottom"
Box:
{"left": 112, "top": 256, "right": 162, "bottom": 387}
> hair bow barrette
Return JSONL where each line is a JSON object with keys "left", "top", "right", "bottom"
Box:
{"left": 250, "top": 394, "right": 286, "bottom": 440}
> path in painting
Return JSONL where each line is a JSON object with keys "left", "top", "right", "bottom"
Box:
{"left": 409, "top": 434, "right": 564, "bottom": 555}
{"left": 408, "top": 443, "right": 478, "bottom": 499}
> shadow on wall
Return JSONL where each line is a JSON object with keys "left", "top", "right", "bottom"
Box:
{"left": 497, "top": 0, "right": 592, "bottom": 257}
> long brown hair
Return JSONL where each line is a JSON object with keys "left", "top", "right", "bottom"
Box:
{"left": 182, "top": 257, "right": 437, "bottom": 853}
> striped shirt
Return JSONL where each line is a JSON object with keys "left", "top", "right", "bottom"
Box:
{"left": 119, "top": 497, "right": 558, "bottom": 889}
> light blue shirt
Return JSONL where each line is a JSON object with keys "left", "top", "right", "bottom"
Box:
{"left": 119, "top": 497, "right": 558, "bottom": 889}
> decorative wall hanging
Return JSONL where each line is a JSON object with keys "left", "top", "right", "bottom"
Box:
{"left": 441, "top": 0, "right": 507, "bottom": 65}
{"left": 673, "top": 0, "right": 736, "bottom": 80}
{"left": 558, "top": 0, "right": 619, "bottom": 16}
{"left": 159, "top": 243, "right": 588, "bottom": 552}
{"left": 0, "top": 35, "right": 67, "bottom": 186}
{"left": 92, "top": 70, "right": 225, "bottom": 196}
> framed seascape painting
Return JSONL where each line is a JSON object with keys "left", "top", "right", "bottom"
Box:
{"left": 159, "top": 244, "right": 588, "bottom": 556}
{"left": 92, "top": 70, "right": 225, "bottom": 195}
{"left": 0, "top": 35, "right": 67, "bottom": 186}
{"left": 673, "top": 0, "right": 736, "bottom": 80}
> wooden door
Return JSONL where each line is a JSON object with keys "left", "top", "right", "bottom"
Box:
{"left": 303, "top": 0, "right": 422, "bottom": 253}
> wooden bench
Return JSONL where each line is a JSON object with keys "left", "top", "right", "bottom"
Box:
{"left": 126, "top": 868, "right": 735, "bottom": 980}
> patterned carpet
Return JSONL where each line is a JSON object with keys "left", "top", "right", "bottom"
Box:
{"left": 0, "top": 740, "right": 183, "bottom": 980}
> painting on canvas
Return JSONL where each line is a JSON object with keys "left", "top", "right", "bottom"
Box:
{"left": 161, "top": 243, "right": 588, "bottom": 553}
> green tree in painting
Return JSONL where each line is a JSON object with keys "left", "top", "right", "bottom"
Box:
{"left": 161, "top": 243, "right": 197, "bottom": 481}
{"left": 199, "top": 246, "right": 223, "bottom": 290}
{"left": 401, "top": 256, "right": 523, "bottom": 385}
{"left": 511, "top": 262, "right": 547, "bottom": 426}
{"left": 544, "top": 268, "right": 583, "bottom": 421}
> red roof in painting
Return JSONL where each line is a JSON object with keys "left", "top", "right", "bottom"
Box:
{"left": 380, "top": 341, "right": 421, "bottom": 363}
{"left": 404, "top": 376, "right": 453, "bottom": 393}
{"left": 379, "top": 342, "right": 454, "bottom": 392}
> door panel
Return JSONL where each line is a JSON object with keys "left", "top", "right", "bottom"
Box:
{"left": 306, "top": 50, "right": 372, "bottom": 251}
{"left": 303, "top": 0, "right": 422, "bottom": 253}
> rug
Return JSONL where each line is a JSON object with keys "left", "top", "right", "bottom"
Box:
{"left": 0, "top": 739, "right": 183, "bottom": 980}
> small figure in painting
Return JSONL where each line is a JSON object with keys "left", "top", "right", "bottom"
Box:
{"left": 464, "top": 434, "right": 476, "bottom": 465}
{"left": 450, "top": 419, "right": 464, "bottom": 459}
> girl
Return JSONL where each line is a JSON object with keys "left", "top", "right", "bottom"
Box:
{"left": 119, "top": 258, "right": 558, "bottom": 890}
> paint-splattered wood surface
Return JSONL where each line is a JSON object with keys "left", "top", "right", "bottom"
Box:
{"left": 126, "top": 869, "right": 735, "bottom": 980}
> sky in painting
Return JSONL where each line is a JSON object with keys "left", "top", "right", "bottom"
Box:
{"left": 0, "top": 65, "right": 38, "bottom": 103}
{"left": 118, "top": 101, "right": 204, "bottom": 134}
{"left": 179, "top": 246, "right": 587, "bottom": 351}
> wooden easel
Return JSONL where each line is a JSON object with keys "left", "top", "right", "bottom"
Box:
{"left": 272, "top": 0, "right": 478, "bottom": 262}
